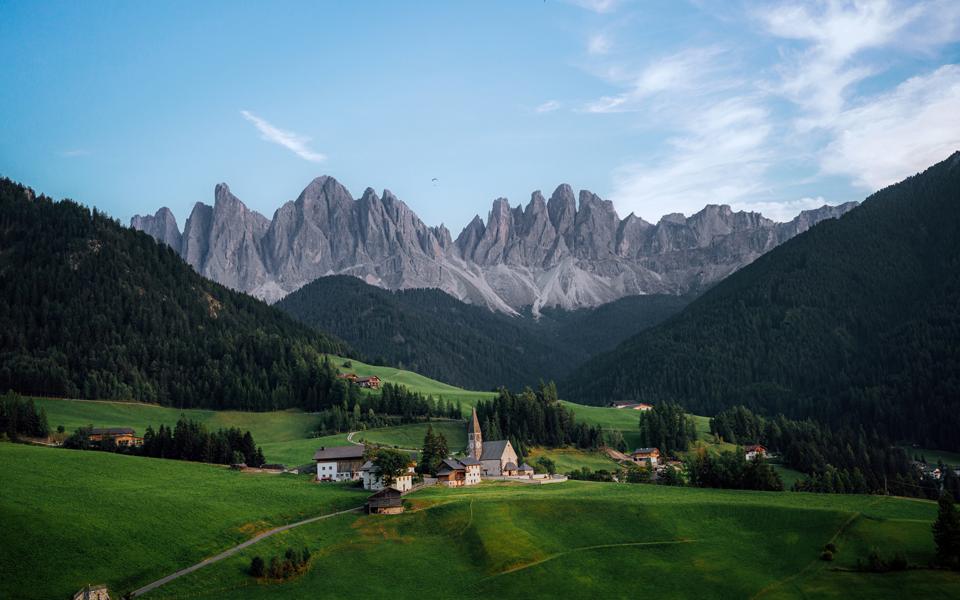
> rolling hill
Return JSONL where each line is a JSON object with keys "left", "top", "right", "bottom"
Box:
{"left": 0, "top": 177, "right": 348, "bottom": 411}
{"left": 564, "top": 152, "right": 960, "bottom": 450}
{"left": 4, "top": 442, "right": 957, "bottom": 599}
{"left": 276, "top": 275, "right": 690, "bottom": 389}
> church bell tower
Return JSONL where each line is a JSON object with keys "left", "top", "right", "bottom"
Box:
{"left": 468, "top": 407, "right": 483, "bottom": 460}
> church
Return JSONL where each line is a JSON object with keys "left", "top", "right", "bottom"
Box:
{"left": 468, "top": 407, "right": 519, "bottom": 476}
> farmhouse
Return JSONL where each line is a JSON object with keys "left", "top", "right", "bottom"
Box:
{"left": 356, "top": 376, "right": 381, "bottom": 389}
{"left": 611, "top": 402, "right": 653, "bottom": 411}
{"left": 744, "top": 444, "right": 767, "bottom": 461}
{"left": 87, "top": 427, "right": 143, "bottom": 447}
{"left": 336, "top": 373, "right": 381, "bottom": 389}
{"left": 360, "top": 459, "right": 416, "bottom": 492}
{"left": 314, "top": 445, "right": 366, "bottom": 481}
{"left": 632, "top": 447, "right": 660, "bottom": 467}
{"left": 437, "top": 457, "right": 482, "bottom": 487}
{"left": 468, "top": 407, "right": 519, "bottom": 476}
{"left": 367, "top": 487, "right": 404, "bottom": 514}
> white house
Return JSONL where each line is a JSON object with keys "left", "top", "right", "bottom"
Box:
{"left": 360, "top": 460, "right": 415, "bottom": 492}
{"left": 314, "top": 445, "right": 366, "bottom": 482}
{"left": 744, "top": 444, "right": 767, "bottom": 461}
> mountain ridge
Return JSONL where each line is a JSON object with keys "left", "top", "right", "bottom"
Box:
{"left": 132, "top": 178, "right": 857, "bottom": 312}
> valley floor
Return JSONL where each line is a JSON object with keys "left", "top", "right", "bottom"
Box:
{"left": 3, "top": 442, "right": 958, "bottom": 600}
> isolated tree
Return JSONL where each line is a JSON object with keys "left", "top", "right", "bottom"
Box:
{"left": 536, "top": 456, "right": 556, "bottom": 475}
{"left": 933, "top": 492, "right": 960, "bottom": 569}
{"left": 249, "top": 556, "right": 265, "bottom": 577}
{"left": 373, "top": 448, "right": 409, "bottom": 487}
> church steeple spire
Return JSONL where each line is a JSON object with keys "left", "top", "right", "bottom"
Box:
{"left": 468, "top": 406, "right": 482, "bottom": 460}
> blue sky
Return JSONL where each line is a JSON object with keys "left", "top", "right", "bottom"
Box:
{"left": 1, "top": 0, "right": 959, "bottom": 231}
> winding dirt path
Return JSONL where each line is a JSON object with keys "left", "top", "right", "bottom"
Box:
{"left": 485, "top": 539, "right": 700, "bottom": 579}
{"left": 130, "top": 506, "right": 363, "bottom": 597}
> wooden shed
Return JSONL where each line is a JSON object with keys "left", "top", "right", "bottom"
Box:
{"left": 367, "top": 487, "right": 404, "bottom": 515}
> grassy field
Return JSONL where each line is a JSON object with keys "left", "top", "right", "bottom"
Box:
{"left": 34, "top": 397, "right": 319, "bottom": 463}
{"left": 526, "top": 446, "right": 620, "bottom": 473}
{"left": 141, "top": 478, "right": 959, "bottom": 599}
{"left": 329, "top": 355, "right": 495, "bottom": 408}
{"left": 0, "top": 442, "right": 367, "bottom": 600}
{"left": 354, "top": 420, "right": 466, "bottom": 450}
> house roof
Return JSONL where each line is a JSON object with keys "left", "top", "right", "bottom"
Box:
{"left": 360, "top": 460, "right": 375, "bottom": 471}
{"left": 314, "top": 445, "right": 366, "bottom": 461}
{"left": 519, "top": 463, "right": 534, "bottom": 471}
{"left": 744, "top": 444, "right": 766, "bottom": 452}
{"left": 368, "top": 487, "right": 402, "bottom": 499}
{"left": 633, "top": 447, "right": 659, "bottom": 455}
{"left": 89, "top": 427, "right": 136, "bottom": 435}
{"left": 480, "top": 440, "right": 512, "bottom": 461}
{"left": 503, "top": 462, "right": 518, "bottom": 471}
{"left": 460, "top": 456, "right": 481, "bottom": 466}
{"left": 441, "top": 458, "right": 465, "bottom": 471}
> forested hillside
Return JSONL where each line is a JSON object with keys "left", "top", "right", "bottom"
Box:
{"left": 276, "top": 275, "right": 689, "bottom": 389}
{"left": 0, "top": 178, "right": 349, "bottom": 410}
{"left": 565, "top": 152, "right": 960, "bottom": 450}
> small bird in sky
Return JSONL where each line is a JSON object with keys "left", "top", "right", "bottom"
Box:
{"left": 431, "top": 177, "right": 439, "bottom": 185}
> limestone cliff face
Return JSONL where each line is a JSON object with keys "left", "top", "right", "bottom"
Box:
{"left": 132, "top": 177, "right": 857, "bottom": 312}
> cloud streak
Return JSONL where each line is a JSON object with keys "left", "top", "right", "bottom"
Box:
{"left": 535, "top": 100, "right": 561, "bottom": 113}
{"left": 240, "top": 110, "right": 326, "bottom": 163}
{"left": 575, "top": 0, "right": 960, "bottom": 221}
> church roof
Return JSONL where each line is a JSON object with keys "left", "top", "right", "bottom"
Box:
{"left": 480, "top": 439, "right": 512, "bottom": 461}
{"left": 503, "top": 462, "right": 518, "bottom": 471}
{"left": 469, "top": 407, "right": 481, "bottom": 435}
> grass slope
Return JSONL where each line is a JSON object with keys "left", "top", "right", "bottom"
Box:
{"left": 0, "top": 443, "right": 366, "bottom": 600}
{"left": 144, "top": 480, "right": 959, "bottom": 599}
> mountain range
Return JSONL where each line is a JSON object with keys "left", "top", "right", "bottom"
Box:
{"left": 132, "top": 178, "right": 856, "bottom": 313}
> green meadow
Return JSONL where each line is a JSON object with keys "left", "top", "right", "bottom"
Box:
{"left": 143, "top": 476, "right": 959, "bottom": 599}
{"left": 5, "top": 441, "right": 959, "bottom": 599}
{"left": 353, "top": 420, "right": 467, "bottom": 450}
{"left": 526, "top": 446, "right": 620, "bottom": 472}
{"left": 0, "top": 443, "right": 366, "bottom": 600}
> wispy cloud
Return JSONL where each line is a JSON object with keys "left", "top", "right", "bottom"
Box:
{"left": 587, "top": 32, "right": 612, "bottom": 55}
{"left": 819, "top": 64, "right": 960, "bottom": 189}
{"left": 576, "top": 0, "right": 960, "bottom": 220}
{"left": 240, "top": 110, "right": 326, "bottom": 163}
{"left": 61, "top": 149, "right": 90, "bottom": 158}
{"left": 582, "top": 46, "right": 735, "bottom": 114}
{"left": 566, "top": 0, "right": 622, "bottom": 14}
{"left": 610, "top": 97, "right": 774, "bottom": 219}
{"left": 757, "top": 0, "right": 927, "bottom": 125}
{"left": 534, "top": 100, "right": 562, "bottom": 113}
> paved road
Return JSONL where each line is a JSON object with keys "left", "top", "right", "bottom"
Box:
{"left": 130, "top": 506, "right": 363, "bottom": 597}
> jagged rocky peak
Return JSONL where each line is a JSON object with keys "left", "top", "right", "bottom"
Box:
{"left": 131, "top": 206, "right": 181, "bottom": 250}
{"left": 131, "top": 175, "right": 859, "bottom": 311}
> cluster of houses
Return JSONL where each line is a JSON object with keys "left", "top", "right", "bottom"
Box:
{"left": 336, "top": 373, "right": 382, "bottom": 389}
{"left": 314, "top": 408, "right": 542, "bottom": 513}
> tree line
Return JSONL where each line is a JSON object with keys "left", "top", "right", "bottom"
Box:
{"left": 64, "top": 416, "right": 266, "bottom": 467}
{"left": 474, "top": 383, "right": 615, "bottom": 454}
{"left": 710, "top": 405, "right": 929, "bottom": 497}
{"left": 0, "top": 391, "right": 49, "bottom": 439}
{"left": 313, "top": 383, "right": 462, "bottom": 436}
{"left": 636, "top": 403, "right": 697, "bottom": 455}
